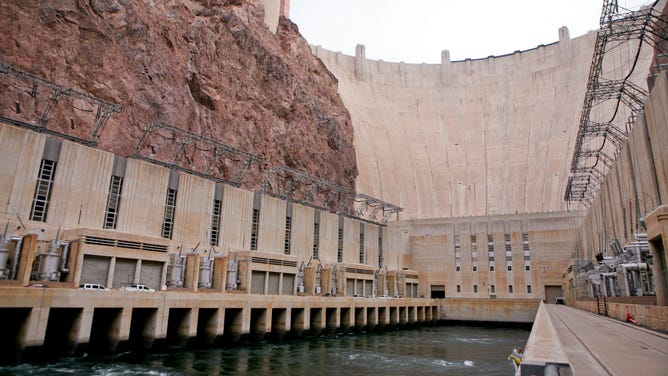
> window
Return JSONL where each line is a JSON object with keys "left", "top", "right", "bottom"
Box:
{"left": 456, "top": 285, "right": 461, "bottom": 293}
{"left": 104, "top": 175, "right": 123, "bottom": 229}
{"left": 508, "top": 285, "right": 514, "bottom": 293}
{"left": 283, "top": 216, "right": 292, "bottom": 255}
{"left": 473, "top": 285, "right": 478, "bottom": 293}
{"left": 525, "top": 264, "right": 531, "bottom": 271}
{"left": 359, "top": 231, "right": 365, "bottom": 264}
{"left": 312, "top": 222, "right": 320, "bottom": 259}
{"left": 527, "top": 285, "right": 532, "bottom": 294}
{"left": 210, "top": 199, "right": 222, "bottom": 246}
{"left": 472, "top": 265, "right": 478, "bottom": 272}
{"left": 161, "top": 188, "right": 177, "bottom": 239}
{"left": 490, "top": 265, "right": 495, "bottom": 271}
{"left": 250, "top": 208, "right": 259, "bottom": 250}
{"left": 337, "top": 228, "right": 343, "bottom": 262}
{"left": 378, "top": 233, "right": 383, "bottom": 267}
{"left": 507, "top": 265, "right": 513, "bottom": 271}
{"left": 487, "top": 234, "right": 494, "bottom": 252}
{"left": 491, "top": 285, "right": 496, "bottom": 293}
{"left": 30, "top": 159, "right": 57, "bottom": 222}
{"left": 456, "top": 265, "right": 461, "bottom": 272}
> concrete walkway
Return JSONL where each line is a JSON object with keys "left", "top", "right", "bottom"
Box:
{"left": 545, "top": 304, "right": 668, "bottom": 375}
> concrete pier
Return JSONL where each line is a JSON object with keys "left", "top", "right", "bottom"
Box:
{"left": 0, "top": 286, "right": 438, "bottom": 362}
{"left": 521, "top": 303, "right": 668, "bottom": 376}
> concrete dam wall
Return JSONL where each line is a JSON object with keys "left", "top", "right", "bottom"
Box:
{"left": 314, "top": 28, "right": 653, "bottom": 219}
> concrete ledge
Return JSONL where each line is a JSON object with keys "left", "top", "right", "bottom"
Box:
{"left": 520, "top": 302, "right": 572, "bottom": 376}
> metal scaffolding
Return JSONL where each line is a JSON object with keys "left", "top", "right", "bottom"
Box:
{"left": 565, "top": 0, "right": 668, "bottom": 206}
{"left": 260, "top": 167, "right": 403, "bottom": 224}
{"left": 260, "top": 166, "right": 349, "bottom": 212}
{"left": 0, "top": 61, "right": 123, "bottom": 143}
{"left": 352, "top": 193, "right": 403, "bottom": 223}
{"left": 132, "top": 121, "right": 263, "bottom": 186}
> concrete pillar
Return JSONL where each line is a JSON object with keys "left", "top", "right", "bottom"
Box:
{"left": 134, "top": 259, "right": 142, "bottom": 283}
{"left": 184, "top": 254, "right": 200, "bottom": 292}
{"left": 260, "top": 0, "right": 280, "bottom": 34}
{"left": 241, "top": 307, "right": 251, "bottom": 336}
{"left": 117, "top": 307, "right": 132, "bottom": 343}
{"left": 21, "top": 306, "right": 49, "bottom": 348}
{"left": 153, "top": 306, "right": 167, "bottom": 346}
{"left": 387, "top": 273, "right": 397, "bottom": 297}
{"left": 212, "top": 257, "right": 226, "bottom": 292}
{"left": 558, "top": 26, "right": 572, "bottom": 60}
{"left": 304, "top": 265, "right": 316, "bottom": 295}
{"left": 212, "top": 309, "right": 225, "bottom": 339}
{"left": 440, "top": 49, "right": 451, "bottom": 85}
{"left": 75, "top": 306, "right": 94, "bottom": 348}
{"left": 186, "top": 308, "right": 198, "bottom": 339}
{"left": 17, "top": 234, "right": 37, "bottom": 286}
{"left": 320, "top": 267, "right": 332, "bottom": 296}
{"left": 355, "top": 44, "right": 366, "bottom": 81}
{"left": 107, "top": 256, "right": 115, "bottom": 289}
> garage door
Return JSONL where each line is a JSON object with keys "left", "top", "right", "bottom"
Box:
{"left": 545, "top": 285, "right": 562, "bottom": 304}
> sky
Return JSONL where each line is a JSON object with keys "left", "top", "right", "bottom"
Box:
{"left": 289, "top": 0, "right": 654, "bottom": 63}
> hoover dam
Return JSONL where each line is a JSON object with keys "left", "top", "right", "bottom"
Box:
{"left": 0, "top": 0, "right": 667, "bottom": 372}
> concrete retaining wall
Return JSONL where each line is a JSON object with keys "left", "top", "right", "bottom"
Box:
{"left": 573, "top": 300, "right": 668, "bottom": 331}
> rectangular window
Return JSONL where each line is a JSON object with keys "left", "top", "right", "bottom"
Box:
{"left": 103, "top": 175, "right": 123, "bottom": 229}
{"left": 359, "top": 231, "right": 365, "bottom": 264}
{"left": 312, "top": 222, "right": 320, "bottom": 259}
{"left": 456, "top": 285, "right": 461, "bottom": 293}
{"left": 378, "top": 233, "right": 383, "bottom": 267}
{"left": 527, "top": 285, "right": 532, "bottom": 294}
{"left": 490, "top": 264, "right": 495, "bottom": 271}
{"left": 525, "top": 264, "right": 531, "bottom": 271}
{"left": 161, "top": 188, "right": 177, "bottom": 239}
{"left": 210, "top": 199, "right": 222, "bottom": 246}
{"left": 336, "top": 228, "right": 343, "bottom": 262}
{"left": 250, "top": 208, "right": 260, "bottom": 250}
{"left": 473, "top": 284, "right": 478, "bottom": 293}
{"left": 456, "top": 265, "right": 461, "bottom": 272}
{"left": 487, "top": 234, "right": 494, "bottom": 252}
{"left": 491, "top": 284, "right": 496, "bottom": 293}
{"left": 508, "top": 285, "right": 514, "bottom": 293}
{"left": 472, "top": 265, "right": 478, "bottom": 272}
{"left": 30, "top": 159, "right": 57, "bottom": 222}
{"left": 284, "top": 216, "right": 292, "bottom": 255}
{"left": 507, "top": 265, "right": 513, "bottom": 271}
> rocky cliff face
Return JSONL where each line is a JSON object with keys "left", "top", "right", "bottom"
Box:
{"left": 0, "top": 0, "right": 357, "bottom": 212}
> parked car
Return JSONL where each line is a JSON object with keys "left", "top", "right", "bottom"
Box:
{"left": 79, "top": 283, "right": 109, "bottom": 290}
{"left": 120, "top": 283, "right": 155, "bottom": 292}
{"left": 26, "top": 283, "right": 48, "bottom": 288}
{"left": 555, "top": 297, "right": 565, "bottom": 305}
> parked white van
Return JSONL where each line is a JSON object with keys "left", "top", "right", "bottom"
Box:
{"left": 120, "top": 283, "right": 155, "bottom": 292}
{"left": 79, "top": 283, "right": 109, "bottom": 290}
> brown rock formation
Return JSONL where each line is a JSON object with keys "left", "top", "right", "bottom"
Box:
{"left": 0, "top": 0, "right": 357, "bottom": 213}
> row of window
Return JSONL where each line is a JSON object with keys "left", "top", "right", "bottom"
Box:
{"left": 456, "top": 264, "right": 531, "bottom": 272}
{"left": 454, "top": 232, "right": 531, "bottom": 272}
{"left": 30, "top": 157, "right": 382, "bottom": 265}
{"left": 456, "top": 284, "right": 532, "bottom": 294}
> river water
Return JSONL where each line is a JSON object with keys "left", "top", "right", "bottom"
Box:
{"left": 0, "top": 325, "right": 528, "bottom": 375}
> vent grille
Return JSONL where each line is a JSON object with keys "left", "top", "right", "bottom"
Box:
{"left": 250, "top": 256, "right": 297, "bottom": 268}
{"left": 84, "top": 235, "right": 167, "bottom": 252}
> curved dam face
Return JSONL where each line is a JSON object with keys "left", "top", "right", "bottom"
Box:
{"left": 313, "top": 29, "right": 651, "bottom": 220}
